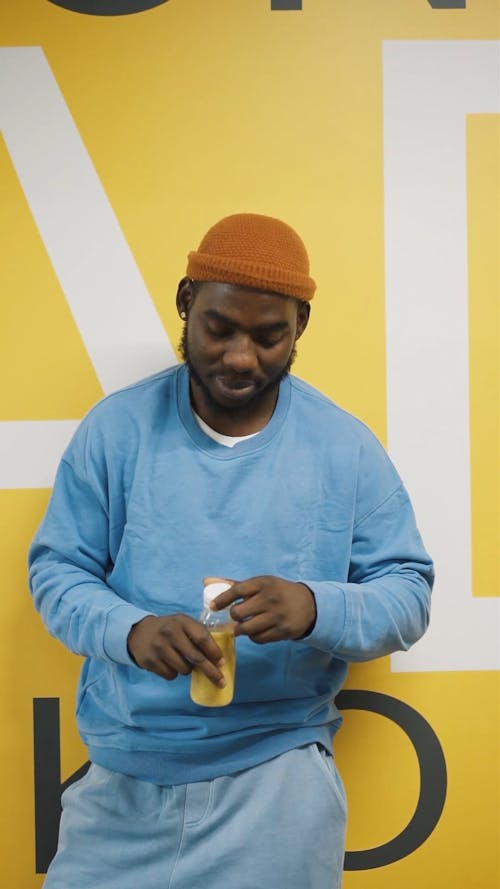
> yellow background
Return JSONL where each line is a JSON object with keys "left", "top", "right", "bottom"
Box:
{"left": 0, "top": 1, "right": 498, "bottom": 886}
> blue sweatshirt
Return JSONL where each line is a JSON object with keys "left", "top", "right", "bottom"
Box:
{"left": 28, "top": 364, "right": 433, "bottom": 784}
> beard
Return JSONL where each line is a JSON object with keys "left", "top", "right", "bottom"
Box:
{"left": 178, "top": 323, "right": 296, "bottom": 423}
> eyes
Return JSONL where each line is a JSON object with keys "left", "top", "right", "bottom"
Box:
{"left": 205, "top": 322, "right": 287, "bottom": 349}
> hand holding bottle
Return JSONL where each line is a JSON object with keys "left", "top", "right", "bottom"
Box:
{"left": 127, "top": 612, "right": 227, "bottom": 687}
{"left": 211, "top": 575, "right": 317, "bottom": 643}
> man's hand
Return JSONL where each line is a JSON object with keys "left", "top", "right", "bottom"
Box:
{"left": 212, "top": 576, "right": 317, "bottom": 644}
{"left": 127, "top": 614, "right": 227, "bottom": 687}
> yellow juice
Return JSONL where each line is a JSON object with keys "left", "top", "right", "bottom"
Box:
{"left": 190, "top": 629, "right": 236, "bottom": 707}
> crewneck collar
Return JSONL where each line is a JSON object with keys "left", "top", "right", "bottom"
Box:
{"left": 176, "top": 363, "right": 291, "bottom": 458}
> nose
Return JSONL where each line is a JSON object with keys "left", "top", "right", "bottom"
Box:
{"left": 221, "top": 334, "right": 258, "bottom": 374}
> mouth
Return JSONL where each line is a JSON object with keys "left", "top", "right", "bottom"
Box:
{"left": 214, "top": 376, "right": 258, "bottom": 401}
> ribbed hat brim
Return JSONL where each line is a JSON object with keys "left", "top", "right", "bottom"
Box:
{"left": 187, "top": 251, "right": 316, "bottom": 301}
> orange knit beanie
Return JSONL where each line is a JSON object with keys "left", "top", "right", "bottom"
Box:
{"left": 186, "top": 213, "right": 316, "bottom": 301}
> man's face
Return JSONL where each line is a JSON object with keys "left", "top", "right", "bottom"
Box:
{"left": 177, "top": 281, "right": 309, "bottom": 434}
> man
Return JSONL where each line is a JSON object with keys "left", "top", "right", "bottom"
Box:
{"left": 29, "top": 213, "right": 433, "bottom": 889}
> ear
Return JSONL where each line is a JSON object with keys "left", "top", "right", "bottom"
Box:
{"left": 295, "top": 301, "right": 310, "bottom": 340}
{"left": 176, "top": 277, "right": 196, "bottom": 320}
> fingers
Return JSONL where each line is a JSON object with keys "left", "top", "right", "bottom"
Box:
{"left": 215, "top": 579, "right": 282, "bottom": 637}
{"left": 184, "top": 626, "right": 228, "bottom": 687}
{"left": 215, "top": 576, "right": 316, "bottom": 642}
{"left": 233, "top": 611, "right": 278, "bottom": 643}
{"left": 211, "top": 578, "right": 255, "bottom": 610}
{"left": 127, "top": 614, "right": 227, "bottom": 686}
{"left": 229, "top": 591, "right": 276, "bottom": 623}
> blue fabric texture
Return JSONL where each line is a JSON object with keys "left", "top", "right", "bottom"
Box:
{"left": 28, "top": 364, "right": 433, "bottom": 784}
{"left": 43, "top": 746, "right": 346, "bottom": 889}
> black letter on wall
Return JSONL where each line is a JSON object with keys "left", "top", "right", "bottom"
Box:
{"left": 33, "top": 698, "right": 89, "bottom": 874}
{"left": 337, "top": 690, "right": 447, "bottom": 870}
{"left": 427, "top": 1, "right": 466, "bottom": 7}
{"left": 34, "top": 693, "right": 446, "bottom": 873}
{"left": 48, "top": 1, "right": 168, "bottom": 15}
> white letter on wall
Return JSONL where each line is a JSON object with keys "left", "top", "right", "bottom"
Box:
{"left": 0, "top": 47, "right": 175, "bottom": 488}
{"left": 383, "top": 41, "right": 500, "bottom": 671}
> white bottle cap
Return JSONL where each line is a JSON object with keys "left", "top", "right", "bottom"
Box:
{"left": 203, "top": 579, "right": 232, "bottom": 608}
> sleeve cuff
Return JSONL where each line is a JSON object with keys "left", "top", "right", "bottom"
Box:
{"left": 296, "top": 581, "right": 347, "bottom": 652}
{"left": 103, "top": 603, "right": 155, "bottom": 665}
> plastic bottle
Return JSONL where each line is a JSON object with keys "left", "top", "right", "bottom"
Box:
{"left": 190, "top": 578, "right": 236, "bottom": 707}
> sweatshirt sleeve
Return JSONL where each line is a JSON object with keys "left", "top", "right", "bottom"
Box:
{"left": 28, "top": 436, "right": 153, "bottom": 667}
{"left": 298, "top": 440, "right": 434, "bottom": 661}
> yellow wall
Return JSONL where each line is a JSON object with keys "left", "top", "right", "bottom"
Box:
{"left": 0, "top": 1, "right": 498, "bottom": 886}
